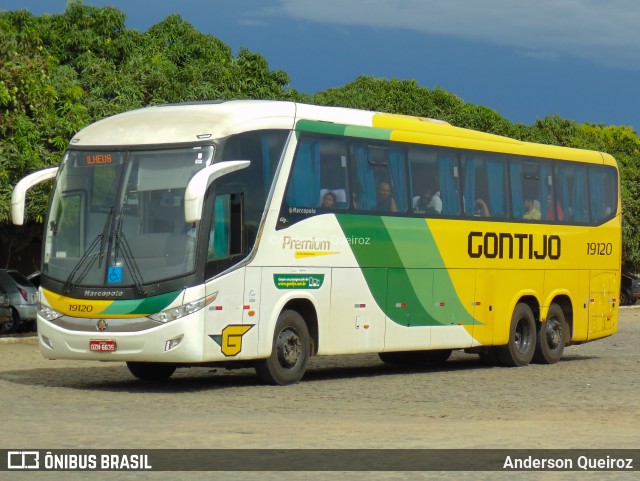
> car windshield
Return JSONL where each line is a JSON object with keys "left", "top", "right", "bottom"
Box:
{"left": 43, "top": 146, "right": 213, "bottom": 287}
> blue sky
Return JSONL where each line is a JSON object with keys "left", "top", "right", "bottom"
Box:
{"left": 3, "top": 0, "right": 640, "bottom": 132}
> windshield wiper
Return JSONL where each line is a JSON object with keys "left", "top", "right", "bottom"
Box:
{"left": 62, "top": 207, "right": 113, "bottom": 294}
{"left": 113, "top": 198, "right": 146, "bottom": 296}
{"left": 113, "top": 233, "right": 146, "bottom": 296}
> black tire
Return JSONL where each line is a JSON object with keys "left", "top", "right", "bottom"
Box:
{"left": 620, "top": 289, "right": 631, "bottom": 306}
{"left": 533, "top": 303, "right": 566, "bottom": 364}
{"left": 378, "top": 349, "right": 452, "bottom": 365}
{"left": 255, "top": 310, "right": 310, "bottom": 385}
{"left": 496, "top": 303, "right": 537, "bottom": 367}
{"left": 126, "top": 362, "right": 176, "bottom": 381}
{"left": 1, "top": 308, "right": 20, "bottom": 335}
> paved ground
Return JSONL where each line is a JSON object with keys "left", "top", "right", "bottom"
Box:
{"left": 1, "top": 308, "right": 638, "bottom": 480}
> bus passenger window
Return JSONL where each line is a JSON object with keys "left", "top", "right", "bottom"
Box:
{"left": 513, "top": 159, "right": 551, "bottom": 222}
{"left": 555, "top": 163, "right": 589, "bottom": 223}
{"left": 408, "top": 146, "right": 459, "bottom": 216}
{"left": 208, "top": 196, "right": 230, "bottom": 261}
{"left": 208, "top": 193, "right": 243, "bottom": 261}
{"left": 463, "top": 155, "right": 506, "bottom": 219}
{"left": 589, "top": 165, "right": 617, "bottom": 223}
{"left": 285, "top": 136, "right": 349, "bottom": 209}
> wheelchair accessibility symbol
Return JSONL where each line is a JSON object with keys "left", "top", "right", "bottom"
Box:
{"left": 108, "top": 266, "right": 123, "bottom": 284}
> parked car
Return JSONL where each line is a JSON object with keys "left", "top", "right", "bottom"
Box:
{"left": 0, "top": 288, "right": 11, "bottom": 332}
{"left": 0, "top": 269, "right": 38, "bottom": 334}
{"left": 26, "top": 271, "right": 41, "bottom": 288}
{"left": 620, "top": 272, "right": 640, "bottom": 306}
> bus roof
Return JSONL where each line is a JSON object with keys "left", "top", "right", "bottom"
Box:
{"left": 68, "top": 100, "right": 614, "bottom": 166}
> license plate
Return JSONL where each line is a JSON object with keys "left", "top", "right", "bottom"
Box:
{"left": 89, "top": 340, "right": 117, "bottom": 352}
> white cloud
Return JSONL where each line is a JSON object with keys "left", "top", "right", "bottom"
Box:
{"left": 275, "top": 0, "right": 640, "bottom": 68}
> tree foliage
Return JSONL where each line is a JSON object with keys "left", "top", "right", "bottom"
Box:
{"left": 1, "top": 3, "right": 640, "bottom": 270}
{"left": 312, "top": 77, "right": 640, "bottom": 270}
{"left": 0, "top": 3, "right": 292, "bottom": 233}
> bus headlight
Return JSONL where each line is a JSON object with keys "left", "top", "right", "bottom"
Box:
{"left": 148, "top": 294, "right": 216, "bottom": 324}
{"left": 39, "top": 303, "right": 63, "bottom": 321}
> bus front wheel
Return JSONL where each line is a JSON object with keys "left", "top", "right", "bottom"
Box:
{"left": 255, "top": 310, "right": 310, "bottom": 386}
{"left": 126, "top": 362, "right": 176, "bottom": 381}
{"left": 496, "top": 303, "right": 537, "bottom": 367}
{"left": 533, "top": 303, "right": 566, "bottom": 364}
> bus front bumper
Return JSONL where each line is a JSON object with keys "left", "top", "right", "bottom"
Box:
{"left": 36, "top": 313, "right": 206, "bottom": 363}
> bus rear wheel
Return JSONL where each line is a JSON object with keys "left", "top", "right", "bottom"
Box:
{"left": 496, "top": 303, "right": 537, "bottom": 367}
{"left": 255, "top": 310, "right": 310, "bottom": 385}
{"left": 533, "top": 303, "right": 566, "bottom": 364}
{"left": 126, "top": 362, "right": 176, "bottom": 381}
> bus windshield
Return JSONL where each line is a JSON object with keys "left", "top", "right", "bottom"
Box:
{"left": 44, "top": 146, "right": 214, "bottom": 287}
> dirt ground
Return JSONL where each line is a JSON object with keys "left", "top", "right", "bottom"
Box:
{"left": 1, "top": 308, "right": 638, "bottom": 480}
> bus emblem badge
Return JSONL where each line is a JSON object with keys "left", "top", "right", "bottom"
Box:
{"left": 96, "top": 320, "right": 109, "bottom": 332}
{"left": 210, "top": 324, "right": 254, "bottom": 357}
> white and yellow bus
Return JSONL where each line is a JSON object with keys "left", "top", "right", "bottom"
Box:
{"left": 12, "top": 100, "right": 620, "bottom": 385}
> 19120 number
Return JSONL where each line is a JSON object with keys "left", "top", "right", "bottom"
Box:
{"left": 586, "top": 242, "right": 612, "bottom": 256}
{"left": 68, "top": 304, "right": 94, "bottom": 313}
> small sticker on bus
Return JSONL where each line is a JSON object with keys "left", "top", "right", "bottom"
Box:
{"left": 273, "top": 274, "right": 325, "bottom": 289}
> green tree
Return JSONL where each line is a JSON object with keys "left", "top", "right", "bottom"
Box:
{"left": 0, "top": 3, "right": 292, "bottom": 226}
{"left": 573, "top": 124, "right": 640, "bottom": 271}
{"left": 2, "top": 4, "right": 640, "bottom": 273}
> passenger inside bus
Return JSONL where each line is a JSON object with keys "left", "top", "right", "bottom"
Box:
{"left": 414, "top": 184, "right": 442, "bottom": 214}
{"left": 474, "top": 198, "right": 491, "bottom": 217}
{"left": 523, "top": 198, "right": 541, "bottom": 220}
{"left": 319, "top": 188, "right": 347, "bottom": 209}
{"left": 546, "top": 193, "right": 564, "bottom": 220}
{"left": 320, "top": 191, "right": 337, "bottom": 208}
{"left": 375, "top": 181, "right": 398, "bottom": 212}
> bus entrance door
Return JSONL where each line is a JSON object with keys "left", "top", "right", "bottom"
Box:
{"left": 588, "top": 271, "right": 618, "bottom": 340}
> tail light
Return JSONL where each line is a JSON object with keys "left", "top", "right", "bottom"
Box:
{"left": 17, "top": 287, "right": 28, "bottom": 302}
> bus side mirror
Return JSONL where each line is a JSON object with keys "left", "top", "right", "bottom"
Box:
{"left": 184, "top": 160, "right": 250, "bottom": 223}
{"left": 12, "top": 167, "right": 59, "bottom": 225}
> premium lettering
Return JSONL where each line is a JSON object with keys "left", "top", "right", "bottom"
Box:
{"left": 468, "top": 231, "right": 561, "bottom": 260}
{"left": 282, "top": 236, "right": 331, "bottom": 251}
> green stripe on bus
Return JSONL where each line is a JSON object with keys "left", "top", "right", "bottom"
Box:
{"left": 382, "top": 216, "right": 480, "bottom": 326}
{"left": 101, "top": 290, "right": 182, "bottom": 315}
{"left": 336, "top": 214, "right": 479, "bottom": 327}
{"left": 295, "top": 120, "right": 392, "bottom": 141}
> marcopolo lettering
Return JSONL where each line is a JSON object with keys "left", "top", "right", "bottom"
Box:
{"left": 468, "top": 231, "right": 561, "bottom": 260}
{"left": 83, "top": 290, "right": 125, "bottom": 297}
